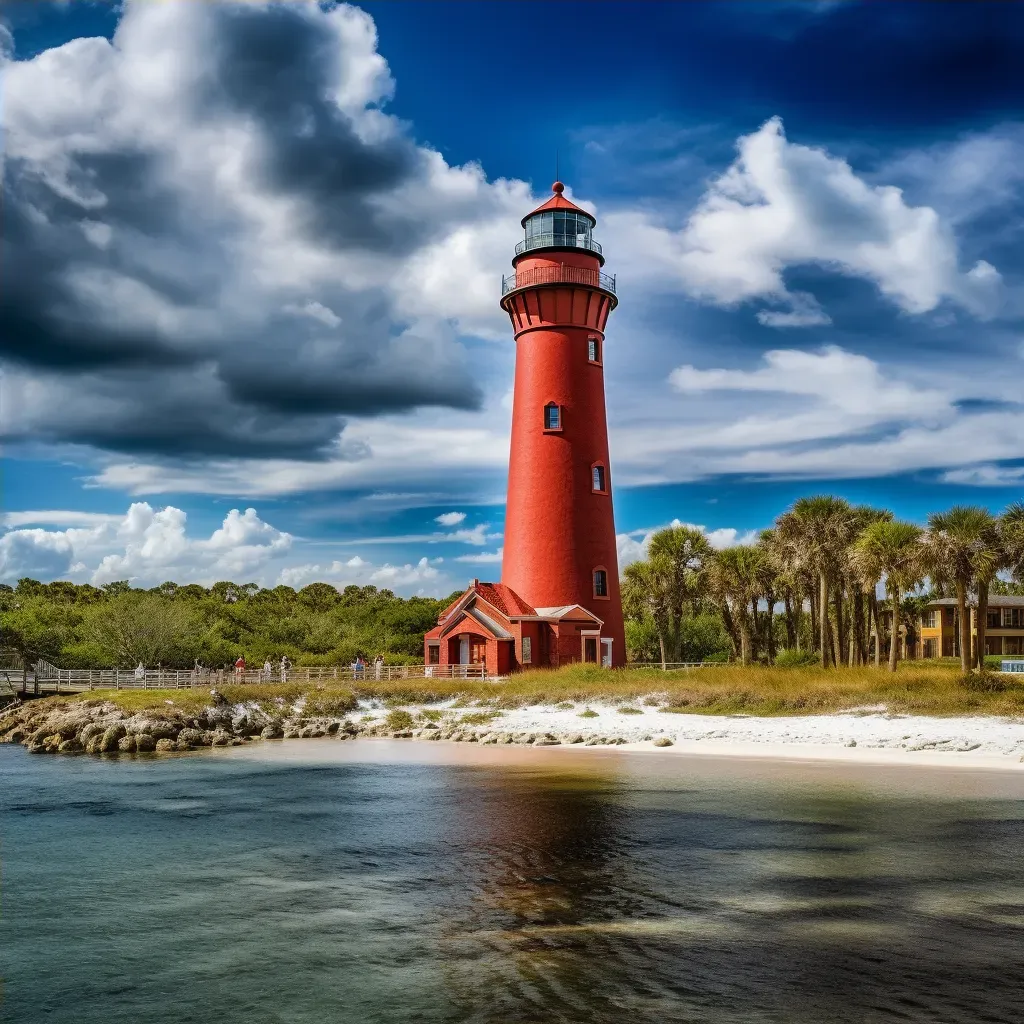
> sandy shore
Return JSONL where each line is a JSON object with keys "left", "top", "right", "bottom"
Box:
{"left": 342, "top": 701, "right": 1024, "bottom": 772}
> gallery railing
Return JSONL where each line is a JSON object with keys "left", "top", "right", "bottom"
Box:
{"left": 501, "top": 265, "right": 616, "bottom": 296}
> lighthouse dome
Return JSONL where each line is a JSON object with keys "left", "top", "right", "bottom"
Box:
{"left": 516, "top": 183, "right": 602, "bottom": 260}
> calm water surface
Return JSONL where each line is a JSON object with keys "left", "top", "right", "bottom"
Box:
{"left": 3, "top": 740, "right": 1024, "bottom": 1023}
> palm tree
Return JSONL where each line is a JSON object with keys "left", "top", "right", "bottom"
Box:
{"left": 922, "top": 506, "right": 1001, "bottom": 672}
{"left": 621, "top": 556, "right": 674, "bottom": 669}
{"left": 775, "top": 496, "right": 855, "bottom": 668}
{"left": 647, "top": 525, "right": 714, "bottom": 661}
{"left": 710, "top": 545, "right": 766, "bottom": 665}
{"left": 843, "top": 506, "right": 893, "bottom": 665}
{"left": 851, "top": 520, "right": 924, "bottom": 672}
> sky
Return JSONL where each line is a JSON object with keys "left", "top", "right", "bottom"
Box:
{"left": 3, "top": 0, "right": 1024, "bottom": 595}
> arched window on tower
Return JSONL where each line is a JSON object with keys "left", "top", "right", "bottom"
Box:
{"left": 588, "top": 337, "right": 600, "bottom": 363}
{"left": 592, "top": 464, "right": 606, "bottom": 493}
{"left": 544, "top": 403, "right": 561, "bottom": 431}
{"left": 593, "top": 568, "right": 608, "bottom": 599}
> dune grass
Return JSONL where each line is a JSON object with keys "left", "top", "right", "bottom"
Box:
{"left": 43, "top": 661, "right": 1024, "bottom": 718}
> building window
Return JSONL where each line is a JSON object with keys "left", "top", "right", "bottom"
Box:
{"left": 544, "top": 403, "right": 561, "bottom": 430}
{"left": 988, "top": 610, "right": 1000, "bottom": 629}
{"left": 923, "top": 639, "right": 937, "bottom": 659}
{"left": 427, "top": 644, "right": 439, "bottom": 665}
{"left": 522, "top": 637, "right": 532, "bottom": 664}
{"left": 588, "top": 338, "right": 600, "bottom": 363}
{"left": 1004, "top": 608, "right": 1024, "bottom": 628}
{"left": 922, "top": 610, "right": 937, "bottom": 628}
{"left": 593, "top": 568, "right": 608, "bottom": 598}
{"left": 592, "top": 464, "right": 606, "bottom": 492}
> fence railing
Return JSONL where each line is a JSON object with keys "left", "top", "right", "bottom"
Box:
{"left": 23, "top": 662, "right": 488, "bottom": 694}
{"left": 502, "top": 265, "right": 616, "bottom": 296}
{"left": 625, "top": 661, "right": 728, "bottom": 670}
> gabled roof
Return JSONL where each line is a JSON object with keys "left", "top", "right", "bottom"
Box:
{"left": 436, "top": 580, "right": 535, "bottom": 625}
{"left": 534, "top": 604, "right": 603, "bottom": 622}
{"left": 521, "top": 182, "right": 596, "bottom": 227}
{"left": 475, "top": 582, "right": 535, "bottom": 617}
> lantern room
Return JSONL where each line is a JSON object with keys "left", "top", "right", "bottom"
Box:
{"left": 515, "top": 182, "right": 604, "bottom": 263}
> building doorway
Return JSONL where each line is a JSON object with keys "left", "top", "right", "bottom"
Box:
{"left": 601, "top": 639, "right": 613, "bottom": 668}
{"left": 583, "top": 637, "right": 598, "bottom": 663}
{"left": 459, "top": 637, "right": 487, "bottom": 667}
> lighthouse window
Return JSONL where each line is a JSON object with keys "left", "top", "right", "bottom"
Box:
{"left": 544, "top": 403, "right": 561, "bottom": 430}
{"left": 593, "top": 569, "right": 608, "bottom": 598}
{"left": 588, "top": 338, "right": 600, "bottom": 363}
{"left": 524, "top": 210, "right": 593, "bottom": 250}
{"left": 592, "top": 465, "right": 606, "bottom": 492}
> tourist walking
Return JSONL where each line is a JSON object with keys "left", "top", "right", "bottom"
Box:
{"left": 262, "top": 658, "right": 272, "bottom": 681}
{"left": 134, "top": 662, "right": 145, "bottom": 682}
{"left": 234, "top": 655, "right": 246, "bottom": 679}
{"left": 279, "top": 655, "right": 290, "bottom": 683}
{"left": 374, "top": 653, "right": 384, "bottom": 680}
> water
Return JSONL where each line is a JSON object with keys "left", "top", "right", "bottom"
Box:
{"left": 3, "top": 741, "right": 1024, "bottom": 1023}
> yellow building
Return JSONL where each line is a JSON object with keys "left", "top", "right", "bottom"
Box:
{"left": 917, "top": 596, "right": 1024, "bottom": 659}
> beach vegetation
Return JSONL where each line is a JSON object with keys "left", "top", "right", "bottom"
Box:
{"left": 384, "top": 709, "right": 415, "bottom": 731}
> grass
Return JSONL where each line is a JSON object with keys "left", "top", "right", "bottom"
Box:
{"left": 42, "top": 661, "right": 1024, "bottom": 718}
{"left": 616, "top": 706, "right": 643, "bottom": 715}
{"left": 458, "top": 711, "right": 500, "bottom": 726}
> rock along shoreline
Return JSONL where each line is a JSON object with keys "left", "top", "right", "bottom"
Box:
{"left": 0, "top": 691, "right": 631, "bottom": 757}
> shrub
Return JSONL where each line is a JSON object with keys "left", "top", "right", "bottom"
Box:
{"left": 385, "top": 709, "right": 415, "bottom": 730}
{"left": 702, "top": 652, "right": 730, "bottom": 664}
{"left": 961, "top": 671, "right": 1009, "bottom": 693}
{"left": 616, "top": 706, "right": 642, "bottom": 715}
{"left": 578, "top": 709, "right": 599, "bottom": 718}
{"left": 774, "top": 649, "right": 820, "bottom": 668}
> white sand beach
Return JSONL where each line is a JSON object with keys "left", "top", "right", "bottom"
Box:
{"left": 300, "top": 700, "right": 1024, "bottom": 771}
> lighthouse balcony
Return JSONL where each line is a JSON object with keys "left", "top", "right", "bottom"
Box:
{"left": 501, "top": 265, "right": 616, "bottom": 297}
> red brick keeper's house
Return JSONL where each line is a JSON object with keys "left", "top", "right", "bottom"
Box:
{"left": 423, "top": 580, "right": 611, "bottom": 675}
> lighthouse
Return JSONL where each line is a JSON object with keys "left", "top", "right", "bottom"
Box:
{"left": 424, "top": 183, "right": 625, "bottom": 673}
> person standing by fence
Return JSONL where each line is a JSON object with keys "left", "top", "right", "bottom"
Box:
{"left": 262, "top": 658, "right": 272, "bottom": 682}
{"left": 134, "top": 662, "right": 145, "bottom": 682}
{"left": 279, "top": 655, "right": 290, "bottom": 683}
{"left": 374, "top": 654, "right": 384, "bottom": 680}
{"left": 234, "top": 655, "right": 245, "bottom": 679}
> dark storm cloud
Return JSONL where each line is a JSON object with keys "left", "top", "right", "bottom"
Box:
{"left": 0, "top": 0, "right": 485, "bottom": 460}
{"left": 204, "top": 3, "right": 425, "bottom": 252}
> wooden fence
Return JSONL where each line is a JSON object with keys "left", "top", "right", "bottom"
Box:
{"left": 17, "top": 661, "right": 488, "bottom": 696}
{"left": 625, "top": 662, "right": 728, "bottom": 670}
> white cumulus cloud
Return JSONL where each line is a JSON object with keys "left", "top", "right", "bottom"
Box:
{"left": 435, "top": 511, "right": 467, "bottom": 526}
{"left": 606, "top": 116, "right": 1002, "bottom": 326}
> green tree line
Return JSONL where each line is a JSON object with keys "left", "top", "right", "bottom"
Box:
{"left": 0, "top": 579, "right": 460, "bottom": 669}
{"left": 623, "top": 497, "right": 1024, "bottom": 674}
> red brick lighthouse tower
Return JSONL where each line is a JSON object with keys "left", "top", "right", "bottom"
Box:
{"left": 499, "top": 183, "right": 625, "bottom": 667}
{"left": 423, "top": 183, "right": 624, "bottom": 674}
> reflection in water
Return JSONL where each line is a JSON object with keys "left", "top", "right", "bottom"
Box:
{"left": 2, "top": 744, "right": 1024, "bottom": 1023}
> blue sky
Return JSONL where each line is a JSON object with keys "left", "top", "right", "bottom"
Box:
{"left": 3, "top": 0, "right": 1024, "bottom": 594}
